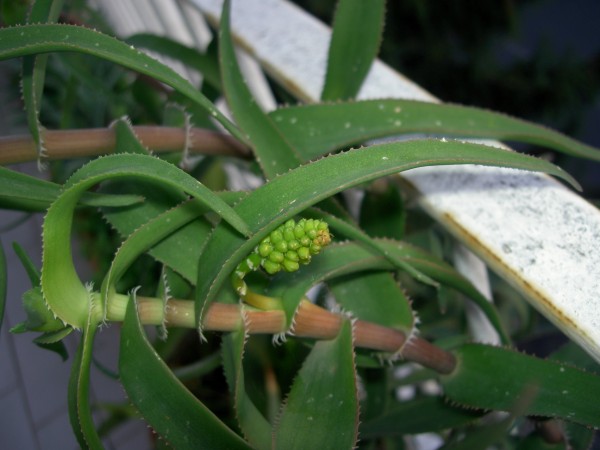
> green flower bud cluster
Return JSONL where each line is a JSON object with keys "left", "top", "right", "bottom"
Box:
{"left": 255, "top": 218, "right": 331, "bottom": 274}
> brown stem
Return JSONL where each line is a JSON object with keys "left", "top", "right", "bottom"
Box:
{"left": 129, "top": 296, "right": 456, "bottom": 374}
{"left": 226, "top": 299, "right": 455, "bottom": 374}
{"left": 402, "top": 336, "right": 457, "bottom": 375}
{"left": 0, "top": 126, "right": 251, "bottom": 165}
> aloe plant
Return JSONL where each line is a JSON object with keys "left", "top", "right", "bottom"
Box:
{"left": 1, "top": 0, "right": 599, "bottom": 448}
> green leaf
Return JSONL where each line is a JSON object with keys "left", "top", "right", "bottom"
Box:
{"left": 359, "top": 181, "right": 406, "bottom": 239}
{"left": 195, "top": 138, "right": 578, "bottom": 329}
{"left": 219, "top": 0, "right": 300, "bottom": 179}
{"left": 268, "top": 243, "right": 414, "bottom": 333}
{"left": 270, "top": 99, "right": 600, "bottom": 162}
{"left": 273, "top": 319, "right": 358, "bottom": 449}
{"left": 21, "top": 0, "right": 64, "bottom": 167}
{"left": 321, "top": 0, "right": 386, "bottom": 101}
{"left": 441, "top": 386, "right": 536, "bottom": 450}
{"left": 329, "top": 271, "right": 415, "bottom": 332}
{"left": 549, "top": 341, "right": 600, "bottom": 375}
{"left": 306, "top": 208, "right": 438, "bottom": 287}
{"left": 0, "top": 240, "right": 6, "bottom": 334}
{"left": 220, "top": 0, "right": 425, "bottom": 304}
{"left": 101, "top": 199, "right": 213, "bottom": 313}
{"left": 441, "top": 344, "right": 600, "bottom": 427}
{"left": 68, "top": 317, "right": 103, "bottom": 449}
{"left": 222, "top": 330, "right": 272, "bottom": 449}
{"left": 100, "top": 118, "right": 210, "bottom": 282}
{"left": 34, "top": 338, "right": 70, "bottom": 361}
{"left": 42, "top": 154, "right": 249, "bottom": 328}
{"left": 360, "top": 396, "right": 482, "bottom": 438}
{"left": 172, "top": 352, "right": 222, "bottom": 382}
{"left": 11, "top": 287, "right": 65, "bottom": 333}
{"left": 101, "top": 190, "right": 245, "bottom": 284}
{"left": 0, "top": 23, "right": 245, "bottom": 142}
{"left": 33, "top": 326, "right": 73, "bottom": 344}
{"left": 111, "top": 118, "right": 150, "bottom": 155}
{"left": 359, "top": 367, "right": 390, "bottom": 423}
{"left": 119, "top": 294, "right": 251, "bottom": 450}
{"left": 0, "top": 165, "right": 142, "bottom": 212}
{"left": 12, "top": 242, "right": 40, "bottom": 287}
{"left": 381, "top": 239, "right": 511, "bottom": 345}
{"left": 126, "top": 33, "right": 221, "bottom": 90}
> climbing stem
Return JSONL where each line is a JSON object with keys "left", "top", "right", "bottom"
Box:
{"left": 0, "top": 126, "right": 250, "bottom": 165}
{"left": 104, "top": 294, "right": 456, "bottom": 374}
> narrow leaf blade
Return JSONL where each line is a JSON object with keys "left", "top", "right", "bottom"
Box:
{"left": 222, "top": 330, "right": 272, "bottom": 449}
{"left": 329, "top": 271, "right": 415, "bottom": 332}
{"left": 126, "top": 33, "right": 221, "bottom": 89}
{"left": 21, "top": 0, "right": 64, "bottom": 167}
{"left": 219, "top": 0, "right": 300, "bottom": 178}
{"left": 267, "top": 243, "right": 414, "bottom": 332}
{"left": 68, "top": 319, "right": 103, "bottom": 449}
{"left": 101, "top": 200, "right": 211, "bottom": 320}
{"left": 321, "top": 0, "right": 386, "bottom": 101}
{"left": 42, "top": 153, "right": 248, "bottom": 327}
{"left": 0, "top": 23, "right": 243, "bottom": 142}
{"left": 441, "top": 344, "right": 600, "bottom": 427}
{"left": 0, "top": 165, "right": 141, "bottom": 212}
{"left": 270, "top": 99, "right": 600, "bottom": 162}
{"left": 119, "top": 296, "right": 252, "bottom": 450}
{"left": 274, "top": 319, "right": 359, "bottom": 449}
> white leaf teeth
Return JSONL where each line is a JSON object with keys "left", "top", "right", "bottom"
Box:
{"left": 271, "top": 331, "right": 288, "bottom": 346}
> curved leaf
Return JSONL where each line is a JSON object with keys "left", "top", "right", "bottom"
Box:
{"left": 101, "top": 200, "right": 211, "bottom": 312}
{"left": 101, "top": 187, "right": 246, "bottom": 286}
{"left": 329, "top": 271, "right": 415, "bottom": 333}
{"left": 441, "top": 344, "right": 600, "bottom": 427}
{"left": 12, "top": 242, "right": 40, "bottom": 286}
{"left": 119, "top": 295, "right": 251, "bottom": 449}
{"left": 0, "top": 165, "right": 142, "bottom": 212}
{"left": 381, "top": 238, "right": 511, "bottom": 345}
{"left": 219, "top": 0, "right": 300, "bottom": 179}
{"left": 68, "top": 317, "right": 102, "bottom": 449}
{"left": 0, "top": 23, "right": 245, "bottom": 142}
{"left": 42, "top": 154, "right": 248, "bottom": 327}
{"left": 306, "top": 208, "right": 438, "bottom": 286}
{"left": 267, "top": 242, "right": 413, "bottom": 333}
{"left": 195, "top": 138, "right": 577, "bottom": 329}
{"left": 273, "top": 319, "right": 358, "bottom": 449}
{"left": 321, "top": 0, "right": 386, "bottom": 100}
{"left": 21, "top": 0, "right": 64, "bottom": 167}
{"left": 359, "top": 182, "right": 406, "bottom": 239}
{"left": 270, "top": 99, "right": 600, "bottom": 162}
{"left": 222, "top": 329, "right": 272, "bottom": 449}
{"left": 126, "top": 33, "right": 221, "bottom": 89}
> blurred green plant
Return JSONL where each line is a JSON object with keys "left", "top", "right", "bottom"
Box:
{"left": 1, "top": 0, "right": 599, "bottom": 449}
